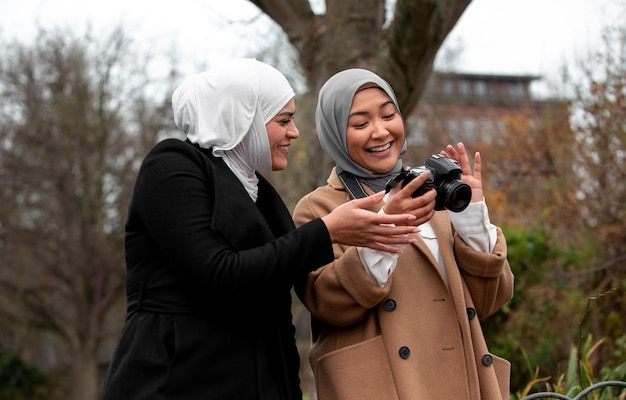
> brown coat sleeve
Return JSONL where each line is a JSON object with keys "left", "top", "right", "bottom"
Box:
{"left": 454, "top": 227, "right": 514, "bottom": 319}
{"left": 293, "top": 184, "right": 391, "bottom": 327}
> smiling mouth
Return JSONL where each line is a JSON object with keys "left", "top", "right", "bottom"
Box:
{"left": 367, "top": 142, "right": 392, "bottom": 153}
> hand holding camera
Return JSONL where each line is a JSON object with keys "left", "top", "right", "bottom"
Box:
{"left": 385, "top": 142, "right": 481, "bottom": 215}
{"left": 386, "top": 154, "right": 472, "bottom": 212}
{"left": 382, "top": 166, "right": 438, "bottom": 226}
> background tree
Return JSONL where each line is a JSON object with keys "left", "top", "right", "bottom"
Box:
{"left": 472, "top": 20, "right": 626, "bottom": 392}
{"left": 562, "top": 21, "right": 626, "bottom": 371}
{"left": 0, "top": 27, "right": 177, "bottom": 400}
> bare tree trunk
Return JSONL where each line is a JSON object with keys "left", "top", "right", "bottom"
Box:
{"left": 69, "top": 350, "right": 99, "bottom": 400}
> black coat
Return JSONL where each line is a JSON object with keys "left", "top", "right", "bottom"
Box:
{"left": 102, "top": 139, "right": 333, "bottom": 400}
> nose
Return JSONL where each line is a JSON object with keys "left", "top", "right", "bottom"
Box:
{"left": 287, "top": 122, "right": 300, "bottom": 139}
{"left": 371, "top": 119, "right": 390, "bottom": 139}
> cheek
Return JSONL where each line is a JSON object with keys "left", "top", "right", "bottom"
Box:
{"left": 390, "top": 122, "right": 405, "bottom": 153}
{"left": 345, "top": 130, "right": 362, "bottom": 159}
{"left": 266, "top": 126, "right": 281, "bottom": 146}
{"left": 392, "top": 120, "right": 405, "bottom": 140}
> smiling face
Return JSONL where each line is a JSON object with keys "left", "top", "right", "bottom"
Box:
{"left": 346, "top": 86, "right": 405, "bottom": 174}
{"left": 265, "top": 98, "right": 299, "bottom": 171}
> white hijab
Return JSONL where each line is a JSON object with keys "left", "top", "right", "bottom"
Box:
{"left": 171, "top": 58, "right": 295, "bottom": 201}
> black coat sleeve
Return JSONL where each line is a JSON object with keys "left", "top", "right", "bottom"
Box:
{"left": 127, "top": 140, "right": 333, "bottom": 299}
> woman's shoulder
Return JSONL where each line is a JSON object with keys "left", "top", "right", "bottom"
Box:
{"left": 144, "top": 138, "right": 213, "bottom": 164}
{"left": 136, "top": 139, "right": 218, "bottom": 182}
{"left": 149, "top": 138, "right": 198, "bottom": 155}
{"left": 294, "top": 182, "right": 346, "bottom": 224}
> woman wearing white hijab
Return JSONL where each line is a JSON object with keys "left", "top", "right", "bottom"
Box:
{"left": 101, "top": 59, "right": 419, "bottom": 400}
{"left": 294, "top": 68, "right": 514, "bottom": 399}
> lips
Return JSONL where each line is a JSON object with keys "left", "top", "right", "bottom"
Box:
{"left": 367, "top": 142, "right": 392, "bottom": 153}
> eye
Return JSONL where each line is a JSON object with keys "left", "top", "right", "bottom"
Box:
{"left": 381, "top": 103, "right": 397, "bottom": 120}
{"left": 349, "top": 116, "right": 369, "bottom": 129}
{"left": 280, "top": 114, "right": 295, "bottom": 125}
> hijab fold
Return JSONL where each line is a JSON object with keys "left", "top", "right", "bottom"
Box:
{"left": 316, "top": 68, "right": 407, "bottom": 193}
{"left": 171, "top": 58, "right": 295, "bottom": 201}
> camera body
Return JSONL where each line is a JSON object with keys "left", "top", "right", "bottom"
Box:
{"left": 386, "top": 154, "right": 472, "bottom": 212}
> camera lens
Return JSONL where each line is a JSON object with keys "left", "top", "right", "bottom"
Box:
{"left": 440, "top": 181, "right": 472, "bottom": 212}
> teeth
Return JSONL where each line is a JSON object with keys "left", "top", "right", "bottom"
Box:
{"left": 368, "top": 142, "right": 391, "bottom": 152}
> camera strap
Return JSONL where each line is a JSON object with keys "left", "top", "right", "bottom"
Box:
{"left": 337, "top": 171, "right": 369, "bottom": 199}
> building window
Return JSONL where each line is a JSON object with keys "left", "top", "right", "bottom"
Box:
{"left": 447, "top": 119, "right": 459, "bottom": 137}
{"left": 426, "top": 78, "right": 437, "bottom": 92}
{"left": 479, "top": 118, "right": 494, "bottom": 140}
{"left": 405, "top": 116, "right": 427, "bottom": 145}
{"left": 463, "top": 118, "right": 477, "bottom": 142}
{"left": 474, "top": 81, "right": 487, "bottom": 97}
{"left": 459, "top": 80, "right": 471, "bottom": 96}
{"left": 443, "top": 79, "right": 455, "bottom": 95}
{"left": 510, "top": 82, "right": 525, "bottom": 98}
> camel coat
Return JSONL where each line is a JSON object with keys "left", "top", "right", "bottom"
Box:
{"left": 293, "top": 169, "right": 514, "bottom": 400}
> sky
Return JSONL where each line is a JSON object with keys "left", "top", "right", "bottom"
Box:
{"left": 443, "top": 0, "right": 622, "bottom": 75}
{"left": 0, "top": 0, "right": 623, "bottom": 95}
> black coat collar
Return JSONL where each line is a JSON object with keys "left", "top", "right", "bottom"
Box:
{"left": 187, "top": 141, "right": 295, "bottom": 249}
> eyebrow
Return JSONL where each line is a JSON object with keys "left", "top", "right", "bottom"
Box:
{"left": 348, "top": 100, "right": 395, "bottom": 118}
{"left": 275, "top": 111, "right": 295, "bottom": 117}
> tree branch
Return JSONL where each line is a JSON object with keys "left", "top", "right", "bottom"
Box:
{"left": 248, "top": 0, "right": 315, "bottom": 48}
{"left": 380, "top": 0, "right": 471, "bottom": 113}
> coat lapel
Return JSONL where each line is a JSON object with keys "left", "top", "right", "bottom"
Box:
{"left": 194, "top": 145, "right": 279, "bottom": 249}
{"left": 431, "top": 213, "right": 469, "bottom": 309}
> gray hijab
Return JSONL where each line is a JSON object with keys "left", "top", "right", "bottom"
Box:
{"left": 316, "top": 68, "right": 407, "bottom": 193}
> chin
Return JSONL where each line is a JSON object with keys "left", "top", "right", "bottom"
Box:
{"left": 272, "top": 163, "right": 287, "bottom": 171}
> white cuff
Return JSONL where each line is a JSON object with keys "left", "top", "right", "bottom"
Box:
{"left": 448, "top": 200, "right": 496, "bottom": 253}
{"left": 357, "top": 246, "right": 401, "bottom": 287}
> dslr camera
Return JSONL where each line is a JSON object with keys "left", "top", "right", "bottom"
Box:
{"left": 386, "top": 154, "right": 472, "bottom": 212}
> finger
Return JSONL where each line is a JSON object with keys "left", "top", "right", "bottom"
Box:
{"left": 412, "top": 209, "right": 436, "bottom": 226}
{"left": 446, "top": 144, "right": 459, "bottom": 159}
{"left": 453, "top": 142, "right": 474, "bottom": 174}
{"left": 367, "top": 236, "right": 417, "bottom": 253}
{"left": 401, "top": 169, "right": 431, "bottom": 193}
{"left": 375, "top": 213, "right": 420, "bottom": 226}
{"left": 388, "top": 182, "right": 402, "bottom": 196}
{"left": 368, "top": 242, "right": 405, "bottom": 253}
{"left": 350, "top": 191, "right": 385, "bottom": 209}
{"left": 455, "top": 142, "right": 467, "bottom": 161}
{"left": 456, "top": 142, "right": 466, "bottom": 155}
{"left": 409, "top": 184, "right": 437, "bottom": 204}
{"left": 371, "top": 231, "right": 419, "bottom": 244}
{"left": 474, "top": 151, "right": 482, "bottom": 180}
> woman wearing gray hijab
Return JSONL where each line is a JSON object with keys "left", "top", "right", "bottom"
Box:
{"left": 101, "top": 59, "right": 419, "bottom": 400}
{"left": 294, "top": 68, "right": 514, "bottom": 399}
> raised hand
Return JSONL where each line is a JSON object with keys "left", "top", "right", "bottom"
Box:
{"left": 440, "top": 142, "right": 483, "bottom": 202}
{"left": 321, "top": 191, "right": 419, "bottom": 253}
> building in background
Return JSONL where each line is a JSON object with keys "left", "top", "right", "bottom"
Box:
{"left": 404, "top": 72, "right": 564, "bottom": 163}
